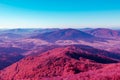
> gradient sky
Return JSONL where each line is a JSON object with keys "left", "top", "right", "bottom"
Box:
{"left": 0, "top": 0, "right": 120, "bottom": 29}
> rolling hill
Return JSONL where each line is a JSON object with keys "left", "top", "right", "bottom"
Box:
{"left": 84, "top": 28, "right": 120, "bottom": 39}
{"left": 32, "top": 28, "right": 96, "bottom": 42}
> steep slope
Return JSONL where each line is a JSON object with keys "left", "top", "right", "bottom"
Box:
{"left": 85, "top": 28, "right": 120, "bottom": 39}
{"left": 0, "top": 53, "right": 24, "bottom": 70}
{"left": 0, "top": 45, "right": 118, "bottom": 80}
{"left": 31, "top": 29, "right": 96, "bottom": 42}
{"left": 0, "top": 47, "right": 27, "bottom": 70}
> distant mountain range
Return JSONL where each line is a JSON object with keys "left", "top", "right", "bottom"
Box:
{"left": 32, "top": 28, "right": 105, "bottom": 42}
{"left": 0, "top": 28, "right": 120, "bottom": 39}
{"left": 83, "top": 28, "right": 120, "bottom": 38}
{"left": 0, "top": 28, "right": 120, "bottom": 80}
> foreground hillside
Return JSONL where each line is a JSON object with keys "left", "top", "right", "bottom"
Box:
{"left": 0, "top": 45, "right": 118, "bottom": 80}
{"left": 45, "top": 63, "right": 120, "bottom": 80}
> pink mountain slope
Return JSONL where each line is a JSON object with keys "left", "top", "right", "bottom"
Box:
{"left": 0, "top": 45, "right": 118, "bottom": 80}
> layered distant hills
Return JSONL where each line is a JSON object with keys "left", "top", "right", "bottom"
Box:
{"left": 31, "top": 28, "right": 96, "bottom": 42}
{"left": 0, "top": 28, "right": 120, "bottom": 80}
{"left": 1, "top": 28, "right": 120, "bottom": 40}
{"left": 84, "top": 28, "right": 120, "bottom": 38}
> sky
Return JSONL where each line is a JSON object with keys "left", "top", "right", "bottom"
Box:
{"left": 0, "top": 0, "right": 120, "bottom": 29}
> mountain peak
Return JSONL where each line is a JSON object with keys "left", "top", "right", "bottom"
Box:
{"left": 32, "top": 29, "right": 94, "bottom": 42}
{"left": 85, "top": 28, "right": 120, "bottom": 38}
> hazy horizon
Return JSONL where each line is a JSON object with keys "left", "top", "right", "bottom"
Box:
{"left": 0, "top": 27, "right": 119, "bottom": 30}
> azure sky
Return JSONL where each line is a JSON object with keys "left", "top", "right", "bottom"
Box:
{"left": 0, "top": 0, "right": 120, "bottom": 29}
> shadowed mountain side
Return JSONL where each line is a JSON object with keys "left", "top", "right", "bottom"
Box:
{"left": 0, "top": 53, "right": 24, "bottom": 70}
{"left": 0, "top": 47, "right": 27, "bottom": 70}
{"left": 68, "top": 45, "right": 120, "bottom": 61}
{"left": 25, "top": 45, "right": 120, "bottom": 61}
